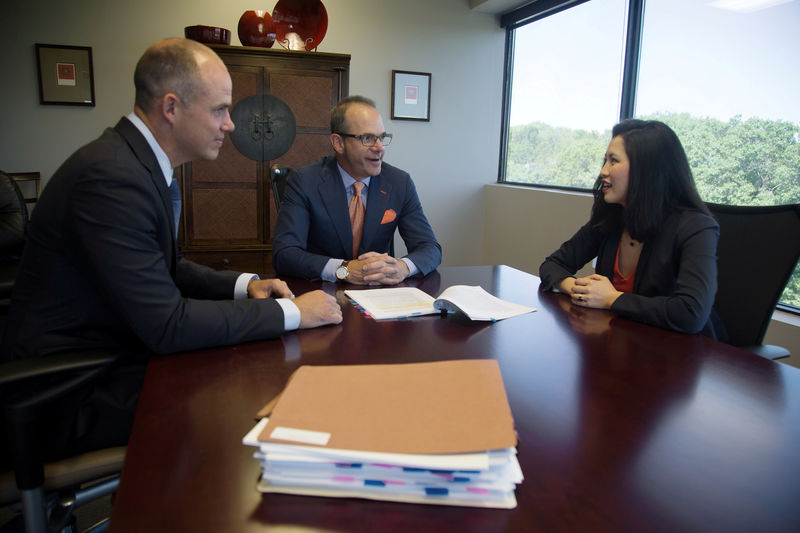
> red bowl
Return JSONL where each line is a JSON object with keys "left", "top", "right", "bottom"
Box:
{"left": 184, "top": 25, "right": 231, "bottom": 45}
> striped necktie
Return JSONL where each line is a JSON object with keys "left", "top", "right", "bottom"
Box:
{"left": 350, "top": 181, "right": 365, "bottom": 259}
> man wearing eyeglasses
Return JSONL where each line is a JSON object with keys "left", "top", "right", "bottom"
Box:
{"left": 272, "top": 96, "right": 441, "bottom": 284}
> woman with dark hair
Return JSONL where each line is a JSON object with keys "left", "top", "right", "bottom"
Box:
{"left": 539, "top": 119, "right": 724, "bottom": 338}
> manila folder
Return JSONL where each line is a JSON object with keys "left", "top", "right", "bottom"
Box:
{"left": 258, "top": 359, "right": 516, "bottom": 455}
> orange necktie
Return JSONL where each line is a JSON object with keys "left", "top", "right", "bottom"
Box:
{"left": 350, "top": 181, "right": 365, "bottom": 259}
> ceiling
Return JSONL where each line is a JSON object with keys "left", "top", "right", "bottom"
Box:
{"left": 468, "top": 0, "right": 533, "bottom": 15}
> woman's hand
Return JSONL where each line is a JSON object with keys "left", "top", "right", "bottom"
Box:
{"left": 558, "top": 277, "right": 577, "bottom": 295}
{"left": 571, "top": 274, "right": 623, "bottom": 309}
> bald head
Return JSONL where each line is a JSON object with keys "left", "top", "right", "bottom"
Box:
{"left": 133, "top": 38, "right": 223, "bottom": 114}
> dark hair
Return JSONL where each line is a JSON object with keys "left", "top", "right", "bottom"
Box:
{"left": 590, "top": 119, "right": 708, "bottom": 241}
{"left": 134, "top": 38, "right": 212, "bottom": 113}
{"left": 330, "top": 95, "right": 377, "bottom": 133}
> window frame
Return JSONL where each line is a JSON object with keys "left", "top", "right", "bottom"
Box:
{"left": 497, "top": 0, "right": 800, "bottom": 315}
{"left": 498, "top": 0, "right": 645, "bottom": 185}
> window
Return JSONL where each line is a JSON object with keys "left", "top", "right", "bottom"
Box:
{"left": 500, "top": 0, "right": 800, "bottom": 309}
{"left": 503, "top": 0, "right": 627, "bottom": 189}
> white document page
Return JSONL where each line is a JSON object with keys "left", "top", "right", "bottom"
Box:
{"left": 344, "top": 287, "right": 437, "bottom": 320}
{"left": 433, "top": 286, "right": 536, "bottom": 321}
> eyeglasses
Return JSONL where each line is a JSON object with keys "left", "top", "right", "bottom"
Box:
{"left": 336, "top": 132, "right": 393, "bottom": 147}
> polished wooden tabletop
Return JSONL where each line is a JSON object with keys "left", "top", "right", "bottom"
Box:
{"left": 110, "top": 266, "right": 800, "bottom": 532}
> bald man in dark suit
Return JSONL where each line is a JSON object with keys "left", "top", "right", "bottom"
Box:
{"left": 1, "top": 38, "right": 340, "bottom": 460}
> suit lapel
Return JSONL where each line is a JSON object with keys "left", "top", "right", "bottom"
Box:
{"left": 362, "top": 175, "right": 392, "bottom": 253}
{"left": 115, "top": 117, "right": 178, "bottom": 273}
{"left": 317, "top": 159, "right": 353, "bottom": 258}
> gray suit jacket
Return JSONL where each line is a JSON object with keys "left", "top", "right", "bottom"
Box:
{"left": 272, "top": 156, "right": 441, "bottom": 280}
{"left": 3, "top": 117, "right": 286, "bottom": 360}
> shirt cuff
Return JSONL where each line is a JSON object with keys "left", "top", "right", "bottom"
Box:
{"left": 276, "top": 298, "right": 301, "bottom": 331}
{"left": 322, "top": 258, "right": 342, "bottom": 283}
{"left": 401, "top": 257, "right": 419, "bottom": 277}
{"left": 235, "top": 273, "right": 258, "bottom": 299}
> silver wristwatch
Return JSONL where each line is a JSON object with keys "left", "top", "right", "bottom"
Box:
{"left": 335, "top": 260, "right": 350, "bottom": 281}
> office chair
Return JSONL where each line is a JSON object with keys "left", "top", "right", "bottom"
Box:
{"left": 0, "top": 170, "right": 28, "bottom": 312}
{"left": 270, "top": 165, "right": 292, "bottom": 212}
{"left": 706, "top": 202, "right": 800, "bottom": 360}
{"left": 0, "top": 350, "right": 126, "bottom": 533}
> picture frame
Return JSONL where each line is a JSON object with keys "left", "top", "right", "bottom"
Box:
{"left": 391, "top": 70, "right": 431, "bottom": 121}
{"left": 35, "top": 43, "right": 95, "bottom": 106}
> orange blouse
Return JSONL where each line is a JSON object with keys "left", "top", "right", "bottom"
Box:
{"left": 612, "top": 241, "right": 636, "bottom": 293}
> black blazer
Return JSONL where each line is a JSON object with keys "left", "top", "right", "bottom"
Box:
{"left": 272, "top": 156, "right": 441, "bottom": 280}
{"left": 540, "top": 209, "right": 724, "bottom": 339}
{"left": 3, "top": 117, "right": 286, "bottom": 360}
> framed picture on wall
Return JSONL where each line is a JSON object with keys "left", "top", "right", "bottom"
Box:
{"left": 35, "top": 43, "right": 96, "bottom": 106}
{"left": 391, "top": 70, "right": 431, "bottom": 121}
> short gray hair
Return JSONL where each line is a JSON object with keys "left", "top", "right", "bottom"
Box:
{"left": 133, "top": 38, "right": 214, "bottom": 113}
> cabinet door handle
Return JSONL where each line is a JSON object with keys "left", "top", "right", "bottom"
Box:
{"left": 221, "top": 258, "right": 230, "bottom": 268}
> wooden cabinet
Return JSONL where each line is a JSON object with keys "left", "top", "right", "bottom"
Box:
{"left": 179, "top": 45, "right": 350, "bottom": 276}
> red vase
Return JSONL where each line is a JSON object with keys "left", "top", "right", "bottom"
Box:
{"left": 272, "top": 0, "right": 328, "bottom": 51}
{"left": 238, "top": 10, "right": 276, "bottom": 48}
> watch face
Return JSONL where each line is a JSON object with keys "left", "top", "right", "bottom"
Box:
{"left": 336, "top": 266, "right": 348, "bottom": 280}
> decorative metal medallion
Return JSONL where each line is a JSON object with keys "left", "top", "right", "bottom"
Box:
{"left": 230, "top": 94, "right": 296, "bottom": 161}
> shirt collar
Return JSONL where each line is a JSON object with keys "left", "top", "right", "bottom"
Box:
{"left": 126, "top": 112, "right": 174, "bottom": 186}
{"left": 337, "top": 163, "right": 371, "bottom": 190}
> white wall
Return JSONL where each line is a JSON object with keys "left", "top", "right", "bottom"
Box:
{"left": 483, "top": 184, "right": 594, "bottom": 275}
{"left": 0, "top": 0, "right": 506, "bottom": 267}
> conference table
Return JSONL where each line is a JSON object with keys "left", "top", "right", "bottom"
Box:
{"left": 109, "top": 266, "right": 800, "bottom": 532}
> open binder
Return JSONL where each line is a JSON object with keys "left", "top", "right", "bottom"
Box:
{"left": 344, "top": 285, "right": 536, "bottom": 321}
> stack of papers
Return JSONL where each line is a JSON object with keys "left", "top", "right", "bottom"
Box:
{"left": 243, "top": 360, "right": 523, "bottom": 508}
{"left": 344, "top": 285, "right": 536, "bottom": 321}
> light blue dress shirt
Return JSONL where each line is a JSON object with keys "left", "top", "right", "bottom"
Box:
{"left": 321, "top": 163, "right": 418, "bottom": 282}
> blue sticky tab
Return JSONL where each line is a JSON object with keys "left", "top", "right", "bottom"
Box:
{"left": 402, "top": 467, "right": 425, "bottom": 472}
{"left": 452, "top": 477, "right": 470, "bottom": 483}
{"left": 425, "top": 487, "right": 448, "bottom": 496}
{"left": 364, "top": 479, "right": 385, "bottom": 487}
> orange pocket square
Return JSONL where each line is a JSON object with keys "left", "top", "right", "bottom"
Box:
{"left": 380, "top": 209, "right": 397, "bottom": 224}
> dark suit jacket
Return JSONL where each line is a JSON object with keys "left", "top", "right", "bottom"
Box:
{"left": 2, "top": 117, "right": 286, "bottom": 361}
{"left": 539, "top": 209, "right": 725, "bottom": 339}
{"left": 272, "top": 156, "right": 441, "bottom": 280}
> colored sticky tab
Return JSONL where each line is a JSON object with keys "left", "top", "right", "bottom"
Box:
{"left": 334, "top": 463, "right": 362, "bottom": 468}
